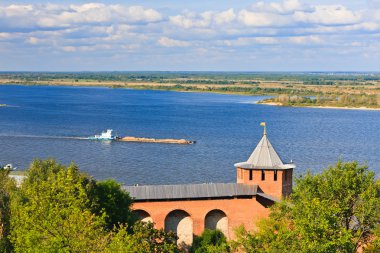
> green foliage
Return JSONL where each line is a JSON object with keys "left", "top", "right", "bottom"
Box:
{"left": 266, "top": 93, "right": 379, "bottom": 108}
{"left": 190, "top": 229, "right": 230, "bottom": 253}
{"left": 291, "top": 161, "right": 380, "bottom": 252}
{"left": 10, "top": 159, "right": 109, "bottom": 252}
{"left": 0, "top": 167, "right": 15, "bottom": 252}
{"left": 231, "top": 203, "right": 297, "bottom": 253}
{"left": 107, "top": 221, "right": 179, "bottom": 253}
{"left": 233, "top": 161, "right": 380, "bottom": 253}
{"left": 90, "top": 179, "right": 134, "bottom": 230}
{"left": 4, "top": 159, "right": 180, "bottom": 252}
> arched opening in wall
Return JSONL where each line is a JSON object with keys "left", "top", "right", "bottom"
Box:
{"left": 133, "top": 209, "right": 153, "bottom": 223}
{"left": 165, "top": 210, "right": 193, "bottom": 247}
{"left": 204, "top": 209, "right": 228, "bottom": 237}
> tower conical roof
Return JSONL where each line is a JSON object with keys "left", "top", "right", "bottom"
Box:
{"left": 234, "top": 132, "right": 295, "bottom": 170}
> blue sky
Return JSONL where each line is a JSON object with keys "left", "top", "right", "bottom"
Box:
{"left": 0, "top": 0, "right": 380, "bottom": 71}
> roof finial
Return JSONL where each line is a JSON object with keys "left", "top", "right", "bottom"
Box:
{"left": 260, "top": 122, "right": 267, "bottom": 135}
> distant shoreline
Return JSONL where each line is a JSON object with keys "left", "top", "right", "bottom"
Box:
{"left": 259, "top": 101, "right": 380, "bottom": 111}
{"left": 0, "top": 80, "right": 266, "bottom": 97}
{"left": 2, "top": 81, "right": 380, "bottom": 111}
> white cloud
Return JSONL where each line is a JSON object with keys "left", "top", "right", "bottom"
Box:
{"left": 251, "top": 0, "right": 305, "bottom": 13}
{"left": 0, "top": 1, "right": 379, "bottom": 71}
{"left": 223, "top": 37, "right": 278, "bottom": 46}
{"left": 169, "top": 15, "right": 195, "bottom": 29}
{"left": 237, "top": 10, "right": 292, "bottom": 27}
{"left": 255, "top": 37, "right": 279, "bottom": 44}
{"left": 61, "top": 44, "right": 113, "bottom": 52}
{"left": 293, "top": 5, "right": 361, "bottom": 25}
{"left": 1, "top": 4, "right": 34, "bottom": 17}
{"left": 169, "top": 9, "right": 236, "bottom": 28}
{"left": 0, "top": 3, "right": 163, "bottom": 28}
{"left": 62, "top": 46, "right": 76, "bottom": 52}
{"left": 0, "top": 33, "right": 12, "bottom": 40}
{"left": 214, "top": 8, "right": 236, "bottom": 24}
{"left": 169, "top": 12, "right": 212, "bottom": 28}
{"left": 158, "top": 37, "right": 191, "bottom": 47}
{"left": 26, "top": 37, "right": 40, "bottom": 44}
{"left": 288, "top": 35, "right": 323, "bottom": 44}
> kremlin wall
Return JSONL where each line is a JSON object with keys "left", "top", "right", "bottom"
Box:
{"left": 123, "top": 124, "right": 295, "bottom": 247}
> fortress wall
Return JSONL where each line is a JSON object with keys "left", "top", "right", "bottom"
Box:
{"left": 131, "top": 197, "right": 270, "bottom": 242}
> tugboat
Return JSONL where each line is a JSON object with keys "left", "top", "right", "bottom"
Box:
{"left": 88, "top": 129, "right": 119, "bottom": 141}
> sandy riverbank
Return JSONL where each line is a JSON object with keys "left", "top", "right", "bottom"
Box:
{"left": 259, "top": 101, "right": 380, "bottom": 111}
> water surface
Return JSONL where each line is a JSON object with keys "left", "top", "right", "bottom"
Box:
{"left": 0, "top": 85, "right": 379, "bottom": 184}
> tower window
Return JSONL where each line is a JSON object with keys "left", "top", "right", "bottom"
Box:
{"left": 261, "top": 170, "right": 265, "bottom": 181}
{"left": 249, "top": 170, "right": 253, "bottom": 180}
{"left": 274, "top": 170, "right": 278, "bottom": 181}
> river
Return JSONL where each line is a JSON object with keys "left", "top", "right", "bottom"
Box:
{"left": 0, "top": 85, "right": 379, "bottom": 184}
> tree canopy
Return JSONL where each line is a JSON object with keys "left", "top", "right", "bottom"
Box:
{"left": 90, "top": 179, "right": 134, "bottom": 230}
{"left": 10, "top": 160, "right": 109, "bottom": 252}
{"left": 0, "top": 166, "right": 15, "bottom": 252}
{"left": 7, "top": 159, "right": 179, "bottom": 252}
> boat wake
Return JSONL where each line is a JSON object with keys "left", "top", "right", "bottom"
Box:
{"left": 0, "top": 134, "right": 88, "bottom": 140}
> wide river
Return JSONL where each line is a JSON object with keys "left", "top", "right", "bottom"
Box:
{"left": 0, "top": 85, "right": 379, "bottom": 184}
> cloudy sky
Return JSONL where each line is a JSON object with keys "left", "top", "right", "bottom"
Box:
{"left": 0, "top": 0, "right": 380, "bottom": 71}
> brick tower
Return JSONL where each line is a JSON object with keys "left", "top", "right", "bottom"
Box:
{"left": 234, "top": 123, "right": 295, "bottom": 198}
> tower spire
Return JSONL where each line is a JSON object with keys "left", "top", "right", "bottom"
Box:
{"left": 260, "top": 122, "right": 266, "bottom": 135}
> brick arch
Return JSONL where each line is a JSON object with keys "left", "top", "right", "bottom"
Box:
{"left": 165, "top": 209, "right": 193, "bottom": 247}
{"left": 204, "top": 209, "right": 228, "bottom": 237}
{"left": 133, "top": 209, "right": 153, "bottom": 223}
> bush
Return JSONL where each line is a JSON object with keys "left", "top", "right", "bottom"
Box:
{"left": 190, "top": 229, "right": 230, "bottom": 253}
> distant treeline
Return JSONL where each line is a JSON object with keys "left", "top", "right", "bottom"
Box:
{"left": 263, "top": 94, "right": 380, "bottom": 108}
{"left": 1, "top": 72, "right": 380, "bottom": 85}
{"left": 127, "top": 84, "right": 322, "bottom": 96}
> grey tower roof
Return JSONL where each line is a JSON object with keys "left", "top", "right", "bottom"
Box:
{"left": 234, "top": 133, "right": 295, "bottom": 170}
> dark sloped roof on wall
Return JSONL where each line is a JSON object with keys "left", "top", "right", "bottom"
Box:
{"left": 122, "top": 183, "right": 258, "bottom": 201}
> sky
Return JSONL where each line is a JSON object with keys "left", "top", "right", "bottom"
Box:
{"left": 0, "top": 0, "right": 380, "bottom": 71}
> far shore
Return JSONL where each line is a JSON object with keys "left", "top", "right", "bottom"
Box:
{"left": 2, "top": 80, "right": 380, "bottom": 111}
{"left": 0, "top": 80, "right": 267, "bottom": 97}
{"left": 259, "top": 101, "right": 380, "bottom": 111}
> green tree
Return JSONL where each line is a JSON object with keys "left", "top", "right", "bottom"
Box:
{"left": 233, "top": 161, "right": 380, "bottom": 252}
{"left": 10, "top": 159, "right": 109, "bottom": 252}
{"left": 0, "top": 166, "right": 16, "bottom": 252}
{"left": 90, "top": 179, "right": 134, "bottom": 230}
{"left": 190, "top": 229, "right": 230, "bottom": 253}
{"left": 107, "top": 221, "right": 179, "bottom": 253}
{"left": 232, "top": 203, "right": 298, "bottom": 253}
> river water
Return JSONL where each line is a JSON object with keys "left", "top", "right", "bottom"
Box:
{"left": 0, "top": 85, "right": 379, "bottom": 184}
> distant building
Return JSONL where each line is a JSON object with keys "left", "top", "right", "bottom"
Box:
{"left": 123, "top": 124, "right": 295, "bottom": 247}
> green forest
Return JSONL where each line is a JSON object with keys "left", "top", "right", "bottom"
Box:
{"left": 1, "top": 160, "right": 379, "bottom": 252}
